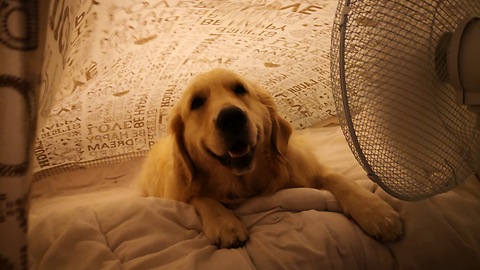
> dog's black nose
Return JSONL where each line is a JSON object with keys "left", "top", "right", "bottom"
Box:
{"left": 216, "top": 106, "right": 247, "bottom": 133}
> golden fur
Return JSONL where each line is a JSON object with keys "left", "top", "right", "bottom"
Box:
{"left": 138, "top": 69, "right": 403, "bottom": 248}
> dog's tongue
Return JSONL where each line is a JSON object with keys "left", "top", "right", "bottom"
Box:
{"left": 228, "top": 141, "right": 250, "bottom": 158}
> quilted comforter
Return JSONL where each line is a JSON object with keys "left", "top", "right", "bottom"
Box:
{"left": 28, "top": 127, "right": 480, "bottom": 269}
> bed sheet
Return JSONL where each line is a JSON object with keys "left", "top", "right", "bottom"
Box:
{"left": 28, "top": 126, "right": 480, "bottom": 269}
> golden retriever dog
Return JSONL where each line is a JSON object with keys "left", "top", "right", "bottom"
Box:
{"left": 138, "top": 68, "right": 403, "bottom": 248}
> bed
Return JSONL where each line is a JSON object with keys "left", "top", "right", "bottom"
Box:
{"left": 28, "top": 126, "right": 480, "bottom": 269}
{"left": 0, "top": 0, "right": 478, "bottom": 269}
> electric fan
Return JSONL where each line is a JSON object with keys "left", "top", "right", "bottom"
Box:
{"left": 330, "top": 0, "right": 480, "bottom": 201}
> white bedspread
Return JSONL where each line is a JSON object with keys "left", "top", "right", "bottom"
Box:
{"left": 28, "top": 127, "right": 480, "bottom": 269}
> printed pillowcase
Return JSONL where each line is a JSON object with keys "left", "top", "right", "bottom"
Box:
{"left": 34, "top": 0, "right": 338, "bottom": 179}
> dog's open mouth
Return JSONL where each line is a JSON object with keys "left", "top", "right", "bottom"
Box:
{"left": 228, "top": 140, "right": 250, "bottom": 158}
{"left": 205, "top": 140, "right": 255, "bottom": 172}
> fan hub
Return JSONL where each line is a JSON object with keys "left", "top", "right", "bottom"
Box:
{"left": 447, "top": 16, "right": 480, "bottom": 105}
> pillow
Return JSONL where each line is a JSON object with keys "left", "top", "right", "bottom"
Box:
{"left": 34, "top": 0, "right": 338, "bottom": 179}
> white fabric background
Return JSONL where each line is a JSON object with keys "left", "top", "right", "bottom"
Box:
{"left": 34, "top": 0, "right": 339, "bottom": 180}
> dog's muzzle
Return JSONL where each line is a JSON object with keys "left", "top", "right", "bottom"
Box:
{"left": 206, "top": 106, "right": 255, "bottom": 173}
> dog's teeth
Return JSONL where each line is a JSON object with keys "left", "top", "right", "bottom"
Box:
{"left": 228, "top": 146, "right": 250, "bottom": 158}
{"left": 228, "top": 151, "right": 244, "bottom": 158}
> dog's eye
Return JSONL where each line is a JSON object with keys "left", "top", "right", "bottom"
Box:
{"left": 232, "top": 83, "right": 247, "bottom": 95}
{"left": 190, "top": 96, "right": 205, "bottom": 110}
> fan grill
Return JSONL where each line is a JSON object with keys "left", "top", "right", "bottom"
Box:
{"left": 331, "top": 0, "right": 480, "bottom": 200}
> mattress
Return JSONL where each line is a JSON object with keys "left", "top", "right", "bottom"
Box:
{"left": 28, "top": 126, "right": 480, "bottom": 269}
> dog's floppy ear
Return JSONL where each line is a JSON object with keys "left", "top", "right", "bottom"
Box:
{"left": 169, "top": 109, "right": 194, "bottom": 185}
{"left": 256, "top": 85, "right": 292, "bottom": 156}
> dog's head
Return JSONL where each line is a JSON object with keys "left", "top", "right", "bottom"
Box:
{"left": 169, "top": 69, "right": 291, "bottom": 181}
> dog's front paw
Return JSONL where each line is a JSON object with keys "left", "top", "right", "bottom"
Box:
{"left": 348, "top": 195, "right": 404, "bottom": 242}
{"left": 203, "top": 214, "right": 249, "bottom": 249}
